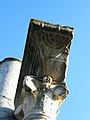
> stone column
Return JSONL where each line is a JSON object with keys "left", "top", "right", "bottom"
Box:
{"left": 14, "top": 19, "right": 74, "bottom": 120}
{"left": 0, "top": 58, "right": 21, "bottom": 120}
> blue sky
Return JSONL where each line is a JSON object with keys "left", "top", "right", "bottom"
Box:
{"left": 0, "top": 1, "right": 90, "bottom": 120}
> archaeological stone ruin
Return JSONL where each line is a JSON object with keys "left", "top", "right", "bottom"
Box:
{"left": 0, "top": 19, "right": 74, "bottom": 120}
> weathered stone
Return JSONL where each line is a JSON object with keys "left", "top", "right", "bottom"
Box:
{"left": 14, "top": 75, "right": 69, "bottom": 120}
{"left": 0, "top": 58, "right": 21, "bottom": 120}
{"left": 15, "top": 19, "right": 74, "bottom": 105}
{"left": 14, "top": 19, "right": 74, "bottom": 120}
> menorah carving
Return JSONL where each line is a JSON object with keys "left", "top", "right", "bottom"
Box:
{"left": 0, "top": 19, "right": 74, "bottom": 120}
{"left": 14, "top": 19, "right": 74, "bottom": 120}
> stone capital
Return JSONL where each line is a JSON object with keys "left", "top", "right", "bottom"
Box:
{"left": 14, "top": 75, "right": 68, "bottom": 120}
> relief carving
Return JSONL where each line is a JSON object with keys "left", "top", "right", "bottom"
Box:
{"left": 14, "top": 19, "right": 74, "bottom": 120}
{"left": 14, "top": 75, "right": 68, "bottom": 120}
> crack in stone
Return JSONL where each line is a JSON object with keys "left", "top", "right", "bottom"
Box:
{"left": 0, "top": 95, "right": 12, "bottom": 101}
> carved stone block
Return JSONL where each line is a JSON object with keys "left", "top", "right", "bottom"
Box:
{"left": 15, "top": 19, "right": 74, "bottom": 104}
{"left": 14, "top": 19, "right": 74, "bottom": 120}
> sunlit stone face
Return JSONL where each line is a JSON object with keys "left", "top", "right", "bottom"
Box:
{"left": 22, "top": 90, "right": 61, "bottom": 120}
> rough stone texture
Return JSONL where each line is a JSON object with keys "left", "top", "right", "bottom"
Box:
{"left": 0, "top": 58, "right": 21, "bottom": 120}
{"left": 14, "top": 19, "right": 74, "bottom": 120}
{"left": 15, "top": 19, "right": 74, "bottom": 105}
{"left": 14, "top": 75, "right": 69, "bottom": 120}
